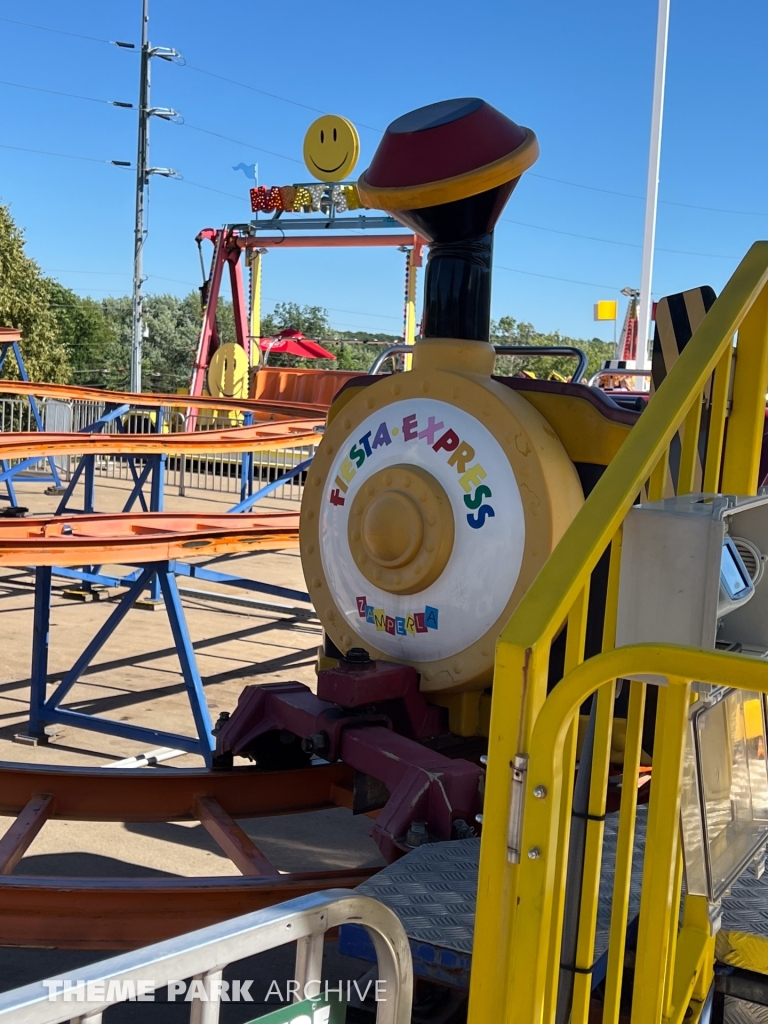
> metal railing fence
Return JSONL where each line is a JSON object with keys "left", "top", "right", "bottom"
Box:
{"left": 0, "top": 397, "right": 36, "bottom": 433}
{"left": 0, "top": 890, "right": 413, "bottom": 1024}
{"left": 469, "top": 241, "right": 768, "bottom": 1024}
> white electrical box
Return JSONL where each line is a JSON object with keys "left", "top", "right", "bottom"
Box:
{"left": 616, "top": 493, "right": 768, "bottom": 659}
{"left": 616, "top": 492, "right": 768, "bottom": 906}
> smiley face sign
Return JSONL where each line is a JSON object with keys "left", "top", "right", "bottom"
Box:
{"left": 303, "top": 115, "right": 360, "bottom": 182}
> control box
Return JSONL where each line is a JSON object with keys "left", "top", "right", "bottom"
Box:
{"left": 616, "top": 492, "right": 768, "bottom": 906}
{"left": 616, "top": 492, "right": 768, "bottom": 659}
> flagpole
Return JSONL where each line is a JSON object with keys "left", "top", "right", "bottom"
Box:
{"left": 636, "top": 0, "right": 670, "bottom": 372}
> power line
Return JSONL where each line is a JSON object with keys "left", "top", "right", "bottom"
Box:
{"left": 0, "top": 16, "right": 381, "bottom": 133}
{"left": 262, "top": 300, "right": 401, "bottom": 323}
{"left": 496, "top": 264, "right": 622, "bottom": 291}
{"left": 172, "top": 177, "right": 245, "bottom": 202}
{"left": 0, "top": 15, "right": 123, "bottom": 45}
{"left": 4, "top": 75, "right": 754, "bottom": 234}
{"left": 44, "top": 272, "right": 403, "bottom": 320}
{"left": 501, "top": 217, "right": 740, "bottom": 260}
{"left": 179, "top": 122, "right": 303, "bottom": 165}
{"left": 182, "top": 63, "right": 383, "bottom": 133}
{"left": 0, "top": 78, "right": 133, "bottom": 106}
{"left": 0, "top": 142, "right": 120, "bottom": 165}
{"left": 527, "top": 171, "right": 768, "bottom": 218}
{"left": 2, "top": 141, "right": 744, "bottom": 270}
{"left": 0, "top": 75, "right": 301, "bottom": 165}
{"left": 3, "top": 14, "right": 767, "bottom": 221}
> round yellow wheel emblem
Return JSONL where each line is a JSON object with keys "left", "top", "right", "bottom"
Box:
{"left": 348, "top": 465, "right": 454, "bottom": 595}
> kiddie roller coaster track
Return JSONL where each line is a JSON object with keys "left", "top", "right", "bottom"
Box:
{"left": 0, "top": 504, "right": 376, "bottom": 950}
{"left": 0, "top": 377, "right": 374, "bottom": 950}
{"left": 0, "top": 760, "right": 372, "bottom": 950}
{"left": 0, "top": 379, "right": 331, "bottom": 421}
{"left": 0, "top": 503, "right": 373, "bottom": 950}
{"left": 0, "top": 419, "right": 323, "bottom": 462}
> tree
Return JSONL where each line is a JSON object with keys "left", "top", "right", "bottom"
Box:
{"left": 260, "top": 302, "right": 332, "bottom": 339}
{"left": 258, "top": 303, "right": 398, "bottom": 371}
{"left": 99, "top": 292, "right": 205, "bottom": 392}
{"left": 0, "top": 201, "right": 69, "bottom": 382}
{"left": 47, "top": 282, "right": 121, "bottom": 388}
{"left": 491, "top": 315, "right": 612, "bottom": 381}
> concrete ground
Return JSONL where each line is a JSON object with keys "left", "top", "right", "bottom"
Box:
{"left": 0, "top": 472, "right": 385, "bottom": 1009}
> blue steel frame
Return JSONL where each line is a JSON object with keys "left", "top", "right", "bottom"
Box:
{"left": 0, "top": 340, "right": 62, "bottom": 501}
{"left": 28, "top": 561, "right": 217, "bottom": 764}
{"left": 51, "top": 456, "right": 314, "bottom": 594}
{"left": 227, "top": 456, "right": 312, "bottom": 514}
{"left": 23, "top": 455, "right": 314, "bottom": 762}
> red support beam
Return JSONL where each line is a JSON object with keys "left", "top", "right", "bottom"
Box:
{"left": 228, "top": 249, "right": 251, "bottom": 360}
{"left": 189, "top": 231, "right": 228, "bottom": 402}
{"left": 0, "top": 794, "right": 52, "bottom": 875}
{"left": 194, "top": 796, "right": 279, "bottom": 877}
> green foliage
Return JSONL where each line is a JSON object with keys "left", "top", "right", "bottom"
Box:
{"left": 490, "top": 315, "right": 612, "bottom": 381}
{"left": 0, "top": 201, "right": 69, "bottom": 382}
{"left": 47, "top": 282, "right": 122, "bottom": 388}
{"left": 97, "top": 292, "right": 204, "bottom": 392}
{"left": 259, "top": 302, "right": 400, "bottom": 371}
{"left": 260, "top": 301, "right": 333, "bottom": 339}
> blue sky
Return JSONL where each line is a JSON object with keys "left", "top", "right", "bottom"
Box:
{"left": 1, "top": 0, "right": 767, "bottom": 342}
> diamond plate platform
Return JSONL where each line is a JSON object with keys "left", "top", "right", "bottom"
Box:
{"left": 723, "top": 996, "right": 768, "bottom": 1023}
{"left": 718, "top": 862, "right": 768, "bottom": 974}
{"left": 340, "top": 802, "right": 768, "bottom": 992}
{"left": 340, "top": 807, "right": 648, "bottom": 989}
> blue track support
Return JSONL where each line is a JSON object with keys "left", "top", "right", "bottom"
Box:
{"left": 121, "top": 459, "right": 153, "bottom": 513}
{"left": 170, "top": 560, "right": 311, "bottom": 603}
{"left": 54, "top": 458, "right": 86, "bottom": 515}
{"left": 0, "top": 461, "right": 19, "bottom": 506}
{"left": 34, "top": 708, "right": 208, "bottom": 755}
{"left": 29, "top": 565, "right": 52, "bottom": 739}
{"left": 158, "top": 569, "right": 215, "bottom": 760}
{"left": 49, "top": 566, "right": 142, "bottom": 588}
{"left": 227, "top": 456, "right": 313, "bottom": 513}
{"left": 0, "top": 341, "right": 62, "bottom": 490}
{"left": 147, "top": 408, "right": 166, "bottom": 601}
{"left": 83, "top": 456, "right": 96, "bottom": 514}
{"left": 43, "top": 569, "right": 154, "bottom": 712}
{"left": 29, "top": 561, "right": 216, "bottom": 764}
{"left": 54, "top": 404, "right": 133, "bottom": 515}
{"left": 0, "top": 456, "right": 59, "bottom": 483}
{"left": 80, "top": 403, "right": 131, "bottom": 433}
{"left": 239, "top": 411, "right": 254, "bottom": 504}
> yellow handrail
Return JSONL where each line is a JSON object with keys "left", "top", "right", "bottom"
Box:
{"left": 510, "top": 645, "right": 768, "bottom": 1024}
{"left": 469, "top": 242, "right": 768, "bottom": 1024}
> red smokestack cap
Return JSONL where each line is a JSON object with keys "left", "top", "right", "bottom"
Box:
{"left": 358, "top": 98, "right": 538, "bottom": 211}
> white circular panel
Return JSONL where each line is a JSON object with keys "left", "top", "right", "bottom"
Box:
{"left": 319, "top": 399, "right": 525, "bottom": 661}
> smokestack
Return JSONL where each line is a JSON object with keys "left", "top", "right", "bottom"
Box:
{"left": 358, "top": 98, "right": 538, "bottom": 343}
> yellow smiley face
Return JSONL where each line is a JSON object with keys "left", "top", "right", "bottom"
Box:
{"left": 303, "top": 115, "right": 360, "bottom": 182}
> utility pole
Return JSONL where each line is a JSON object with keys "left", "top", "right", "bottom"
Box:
{"left": 130, "top": 0, "right": 180, "bottom": 393}
{"left": 636, "top": 0, "right": 670, "bottom": 373}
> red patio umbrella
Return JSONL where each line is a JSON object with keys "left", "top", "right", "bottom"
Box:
{"left": 259, "top": 328, "right": 336, "bottom": 362}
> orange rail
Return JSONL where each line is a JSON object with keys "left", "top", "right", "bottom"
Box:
{"left": 0, "top": 418, "right": 323, "bottom": 460}
{"left": 0, "top": 379, "right": 330, "bottom": 419}
{"left": 0, "top": 511, "right": 300, "bottom": 566}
